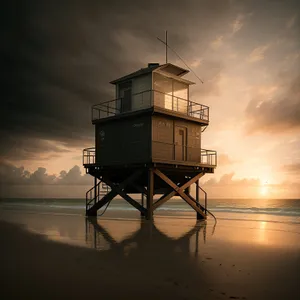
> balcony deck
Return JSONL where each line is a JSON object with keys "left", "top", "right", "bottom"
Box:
{"left": 83, "top": 147, "right": 217, "bottom": 172}
{"left": 91, "top": 90, "right": 209, "bottom": 125}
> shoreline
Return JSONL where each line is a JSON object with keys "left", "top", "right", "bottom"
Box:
{"left": 1, "top": 205, "right": 300, "bottom": 226}
{"left": 1, "top": 197, "right": 300, "bottom": 222}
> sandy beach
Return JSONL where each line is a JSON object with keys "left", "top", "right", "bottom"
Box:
{"left": 0, "top": 210, "right": 299, "bottom": 300}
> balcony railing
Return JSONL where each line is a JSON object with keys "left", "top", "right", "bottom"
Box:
{"left": 152, "top": 141, "right": 217, "bottom": 166}
{"left": 83, "top": 147, "right": 96, "bottom": 165}
{"left": 201, "top": 149, "right": 217, "bottom": 166}
{"left": 92, "top": 90, "right": 209, "bottom": 123}
{"left": 83, "top": 146, "right": 217, "bottom": 167}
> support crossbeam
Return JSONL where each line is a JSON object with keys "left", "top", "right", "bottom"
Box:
{"left": 189, "top": 194, "right": 206, "bottom": 212}
{"left": 87, "top": 189, "right": 116, "bottom": 216}
{"left": 153, "top": 169, "right": 206, "bottom": 219}
{"left": 153, "top": 188, "right": 174, "bottom": 210}
{"left": 129, "top": 182, "right": 147, "bottom": 195}
{"left": 180, "top": 193, "right": 206, "bottom": 219}
{"left": 103, "top": 177, "right": 147, "bottom": 215}
{"left": 87, "top": 169, "right": 143, "bottom": 216}
{"left": 152, "top": 173, "right": 205, "bottom": 210}
{"left": 86, "top": 166, "right": 209, "bottom": 221}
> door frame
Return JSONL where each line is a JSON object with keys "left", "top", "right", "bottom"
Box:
{"left": 174, "top": 125, "right": 187, "bottom": 161}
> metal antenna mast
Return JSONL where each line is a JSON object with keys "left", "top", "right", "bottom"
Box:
{"left": 157, "top": 31, "right": 204, "bottom": 84}
{"left": 165, "top": 30, "right": 168, "bottom": 63}
{"left": 157, "top": 31, "right": 168, "bottom": 64}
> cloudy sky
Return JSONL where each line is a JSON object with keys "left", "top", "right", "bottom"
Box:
{"left": 1, "top": 0, "right": 299, "bottom": 198}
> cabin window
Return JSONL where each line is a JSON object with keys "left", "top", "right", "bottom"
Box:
{"left": 173, "top": 80, "right": 188, "bottom": 113}
{"left": 153, "top": 73, "right": 173, "bottom": 110}
{"left": 117, "top": 81, "right": 132, "bottom": 113}
{"left": 153, "top": 73, "right": 188, "bottom": 113}
{"left": 131, "top": 75, "right": 152, "bottom": 110}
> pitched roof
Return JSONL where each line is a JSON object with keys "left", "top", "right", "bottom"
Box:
{"left": 157, "top": 64, "right": 189, "bottom": 77}
{"left": 110, "top": 64, "right": 160, "bottom": 84}
{"left": 110, "top": 63, "right": 190, "bottom": 84}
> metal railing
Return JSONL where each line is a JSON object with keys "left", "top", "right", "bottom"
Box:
{"left": 86, "top": 180, "right": 100, "bottom": 211}
{"left": 92, "top": 90, "right": 209, "bottom": 122}
{"left": 83, "top": 147, "right": 96, "bottom": 165}
{"left": 201, "top": 149, "right": 217, "bottom": 166}
{"left": 152, "top": 141, "right": 217, "bottom": 166}
{"left": 86, "top": 181, "right": 111, "bottom": 212}
{"left": 83, "top": 145, "right": 217, "bottom": 167}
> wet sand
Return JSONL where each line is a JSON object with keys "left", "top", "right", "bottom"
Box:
{"left": 0, "top": 212, "right": 299, "bottom": 300}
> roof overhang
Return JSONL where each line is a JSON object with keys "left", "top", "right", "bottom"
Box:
{"left": 110, "top": 63, "right": 192, "bottom": 85}
{"left": 155, "top": 63, "right": 189, "bottom": 77}
{"left": 110, "top": 64, "right": 160, "bottom": 85}
{"left": 154, "top": 69, "right": 195, "bottom": 85}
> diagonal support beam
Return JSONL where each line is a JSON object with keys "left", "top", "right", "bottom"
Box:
{"left": 129, "top": 182, "right": 148, "bottom": 195}
{"left": 153, "top": 188, "right": 174, "bottom": 210}
{"left": 189, "top": 194, "right": 206, "bottom": 211}
{"left": 103, "top": 178, "right": 147, "bottom": 215}
{"left": 120, "top": 191, "right": 147, "bottom": 214}
{"left": 87, "top": 169, "right": 143, "bottom": 216}
{"left": 87, "top": 189, "right": 117, "bottom": 216}
{"left": 154, "top": 169, "right": 204, "bottom": 192}
{"left": 177, "top": 190, "right": 206, "bottom": 219}
{"left": 152, "top": 169, "right": 204, "bottom": 210}
{"left": 153, "top": 169, "right": 206, "bottom": 218}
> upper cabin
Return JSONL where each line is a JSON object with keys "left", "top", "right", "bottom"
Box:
{"left": 84, "top": 63, "right": 217, "bottom": 170}
{"left": 92, "top": 63, "right": 209, "bottom": 123}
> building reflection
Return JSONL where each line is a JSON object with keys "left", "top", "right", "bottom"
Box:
{"left": 85, "top": 217, "right": 213, "bottom": 257}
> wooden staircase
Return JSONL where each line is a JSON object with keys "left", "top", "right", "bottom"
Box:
{"left": 86, "top": 181, "right": 111, "bottom": 213}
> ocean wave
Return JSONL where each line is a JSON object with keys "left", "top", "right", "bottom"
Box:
{"left": 1, "top": 200, "right": 300, "bottom": 217}
{"left": 210, "top": 207, "right": 300, "bottom": 216}
{"left": 157, "top": 206, "right": 300, "bottom": 216}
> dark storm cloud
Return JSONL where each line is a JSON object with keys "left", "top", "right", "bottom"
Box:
{"left": 0, "top": 132, "right": 71, "bottom": 161}
{"left": 245, "top": 75, "right": 300, "bottom": 134}
{"left": 0, "top": 162, "right": 92, "bottom": 185}
{"left": 1, "top": 0, "right": 232, "bottom": 161}
{"left": 3, "top": 0, "right": 299, "bottom": 162}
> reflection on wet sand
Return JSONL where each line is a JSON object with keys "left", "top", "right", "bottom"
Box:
{"left": 1, "top": 211, "right": 299, "bottom": 300}
{"left": 85, "top": 217, "right": 212, "bottom": 257}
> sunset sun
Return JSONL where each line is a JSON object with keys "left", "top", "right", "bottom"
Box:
{"left": 260, "top": 181, "right": 269, "bottom": 196}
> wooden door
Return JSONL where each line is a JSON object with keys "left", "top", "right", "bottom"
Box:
{"left": 175, "top": 126, "right": 187, "bottom": 161}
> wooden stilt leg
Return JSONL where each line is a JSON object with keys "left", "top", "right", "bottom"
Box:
{"left": 196, "top": 180, "right": 202, "bottom": 220}
{"left": 141, "top": 193, "right": 145, "bottom": 217}
{"left": 94, "top": 177, "right": 97, "bottom": 206}
{"left": 146, "top": 168, "right": 154, "bottom": 220}
{"left": 86, "top": 166, "right": 209, "bottom": 222}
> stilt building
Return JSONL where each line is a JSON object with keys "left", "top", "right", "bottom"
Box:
{"left": 83, "top": 63, "right": 217, "bottom": 220}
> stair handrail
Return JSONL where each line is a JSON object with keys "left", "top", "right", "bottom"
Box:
{"left": 198, "top": 185, "right": 207, "bottom": 214}
{"left": 86, "top": 180, "right": 102, "bottom": 211}
{"left": 197, "top": 185, "right": 217, "bottom": 224}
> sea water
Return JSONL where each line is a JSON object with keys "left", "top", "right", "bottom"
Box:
{"left": 1, "top": 197, "right": 299, "bottom": 224}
